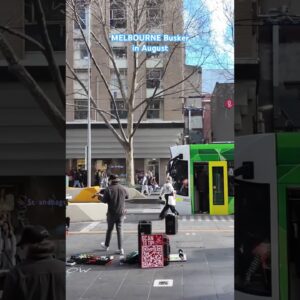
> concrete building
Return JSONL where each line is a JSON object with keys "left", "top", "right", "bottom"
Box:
{"left": 66, "top": 0, "right": 192, "bottom": 184}
{"left": 211, "top": 82, "right": 234, "bottom": 142}
{"left": 0, "top": 0, "right": 65, "bottom": 175}
{"left": 183, "top": 65, "right": 203, "bottom": 144}
{"left": 235, "top": 0, "right": 300, "bottom": 135}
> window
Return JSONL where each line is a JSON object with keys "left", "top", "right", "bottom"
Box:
{"left": 74, "top": 8, "right": 86, "bottom": 29}
{"left": 24, "top": 0, "right": 65, "bottom": 51}
{"left": 74, "top": 99, "right": 88, "bottom": 120}
{"left": 110, "top": 69, "right": 128, "bottom": 91}
{"left": 111, "top": 99, "right": 128, "bottom": 119}
{"left": 80, "top": 44, "right": 88, "bottom": 59}
{"left": 74, "top": 70, "right": 88, "bottom": 98}
{"left": 146, "top": 69, "right": 162, "bottom": 88}
{"left": 146, "top": 0, "right": 163, "bottom": 7}
{"left": 110, "top": 0, "right": 127, "bottom": 28}
{"left": 146, "top": 8, "right": 163, "bottom": 26}
{"left": 147, "top": 99, "right": 162, "bottom": 119}
{"left": 112, "top": 47, "right": 127, "bottom": 59}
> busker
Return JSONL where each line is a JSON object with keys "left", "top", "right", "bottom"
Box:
{"left": 159, "top": 176, "right": 179, "bottom": 219}
{"left": 2, "top": 225, "right": 65, "bottom": 300}
{"left": 100, "top": 174, "right": 129, "bottom": 255}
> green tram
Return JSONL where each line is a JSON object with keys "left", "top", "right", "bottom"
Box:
{"left": 235, "top": 133, "right": 300, "bottom": 300}
{"left": 167, "top": 143, "right": 234, "bottom": 215}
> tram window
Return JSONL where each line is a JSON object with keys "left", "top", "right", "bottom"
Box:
{"left": 235, "top": 180, "right": 271, "bottom": 297}
{"left": 287, "top": 188, "right": 300, "bottom": 300}
{"left": 212, "top": 167, "right": 224, "bottom": 205}
{"left": 170, "top": 160, "right": 188, "bottom": 197}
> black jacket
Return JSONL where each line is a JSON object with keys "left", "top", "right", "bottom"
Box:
{"left": 2, "top": 254, "right": 65, "bottom": 300}
{"left": 102, "top": 183, "right": 129, "bottom": 217}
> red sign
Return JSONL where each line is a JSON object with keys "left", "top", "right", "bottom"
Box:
{"left": 224, "top": 99, "right": 234, "bottom": 109}
{"left": 140, "top": 234, "right": 164, "bottom": 269}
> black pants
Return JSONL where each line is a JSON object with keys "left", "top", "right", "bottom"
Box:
{"left": 159, "top": 194, "right": 179, "bottom": 219}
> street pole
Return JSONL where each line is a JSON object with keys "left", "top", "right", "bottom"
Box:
{"left": 87, "top": 3, "right": 92, "bottom": 187}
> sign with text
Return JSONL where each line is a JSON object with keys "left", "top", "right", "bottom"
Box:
{"left": 224, "top": 99, "right": 234, "bottom": 110}
{"left": 141, "top": 234, "right": 164, "bottom": 269}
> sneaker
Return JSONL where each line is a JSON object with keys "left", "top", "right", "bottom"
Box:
{"left": 100, "top": 242, "right": 109, "bottom": 251}
{"left": 115, "top": 249, "right": 124, "bottom": 255}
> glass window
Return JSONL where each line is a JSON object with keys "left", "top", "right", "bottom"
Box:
{"left": 168, "top": 159, "right": 189, "bottom": 197}
{"left": 73, "top": 70, "right": 88, "bottom": 98}
{"left": 74, "top": 8, "right": 86, "bottom": 29}
{"left": 146, "top": 69, "right": 162, "bottom": 89}
{"left": 111, "top": 99, "right": 128, "bottom": 119}
{"left": 212, "top": 167, "right": 224, "bottom": 205}
{"left": 146, "top": 8, "right": 163, "bottom": 26}
{"left": 74, "top": 99, "right": 88, "bottom": 120}
{"left": 110, "top": 0, "right": 127, "bottom": 28}
{"left": 235, "top": 180, "right": 271, "bottom": 296}
{"left": 112, "top": 47, "right": 127, "bottom": 59}
{"left": 80, "top": 44, "right": 88, "bottom": 59}
{"left": 110, "top": 69, "right": 128, "bottom": 92}
{"left": 147, "top": 99, "right": 162, "bottom": 119}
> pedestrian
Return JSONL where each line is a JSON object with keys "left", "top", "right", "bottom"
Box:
{"left": 147, "top": 171, "right": 154, "bottom": 195}
{"left": 100, "top": 174, "right": 129, "bottom": 255}
{"left": 95, "top": 169, "right": 102, "bottom": 186}
{"left": 101, "top": 171, "right": 108, "bottom": 189}
{"left": 151, "top": 176, "right": 160, "bottom": 192}
{"left": 141, "top": 172, "right": 150, "bottom": 196}
{"left": 1, "top": 225, "right": 65, "bottom": 300}
{"left": 73, "top": 169, "right": 81, "bottom": 187}
{"left": 159, "top": 176, "right": 179, "bottom": 219}
{"left": 79, "top": 169, "right": 85, "bottom": 187}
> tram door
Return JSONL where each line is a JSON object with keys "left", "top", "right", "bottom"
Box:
{"left": 287, "top": 188, "right": 300, "bottom": 300}
{"left": 194, "top": 163, "right": 209, "bottom": 214}
{"left": 208, "top": 161, "right": 228, "bottom": 215}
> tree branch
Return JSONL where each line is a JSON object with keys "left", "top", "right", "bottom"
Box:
{"left": 0, "top": 33, "right": 65, "bottom": 138}
{"left": 33, "top": 0, "right": 65, "bottom": 107}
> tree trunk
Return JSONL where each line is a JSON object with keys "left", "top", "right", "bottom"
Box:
{"left": 125, "top": 139, "right": 134, "bottom": 187}
{"left": 125, "top": 103, "right": 135, "bottom": 186}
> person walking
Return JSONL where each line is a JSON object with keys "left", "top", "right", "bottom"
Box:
{"left": 100, "top": 174, "right": 129, "bottom": 255}
{"left": 1, "top": 225, "right": 65, "bottom": 300}
{"left": 159, "top": 176, "right": 179, "bottom": 219}
{"left": 141, "top": 172, "right": 150, "bottom": 196}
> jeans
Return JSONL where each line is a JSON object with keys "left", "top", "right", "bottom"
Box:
{"left": 105, "top": 214, "right": 124, "bottom": 250}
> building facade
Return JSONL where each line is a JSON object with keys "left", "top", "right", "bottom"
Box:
{"left": 235, "top": 0, "right": 300, "bottom": 135}
{"left": 211, "top": 82, "right": 234, "bottom": 142}
{"left": 0, "top": 0, "right": 65, "bottom": 175}
{"left": 66, "top": 0, "right": 192, "bottom": 185}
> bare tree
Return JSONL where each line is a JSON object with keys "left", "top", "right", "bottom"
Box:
{"left": 0, "top": 0, "right": 65, "bottom": 138}
{"left": 66, "top": 0, "right": 211, "bottom": 185}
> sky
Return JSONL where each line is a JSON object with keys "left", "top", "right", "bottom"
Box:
{"left": 184, "top": 0, "right": 234, "bottom": 72}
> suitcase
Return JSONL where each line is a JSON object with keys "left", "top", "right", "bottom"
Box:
{"left": 165, "top": 213, "right": 178, "bottom": 235}
{"left": 163, "top": 234, "right": 170, "bottom": 266}
{"left": 138, "top": 220, "right": 152, "bottom": 265}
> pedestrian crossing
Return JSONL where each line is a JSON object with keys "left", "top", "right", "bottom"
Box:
{"left": 179, "top": 215, "right": 234, "bottom": 222}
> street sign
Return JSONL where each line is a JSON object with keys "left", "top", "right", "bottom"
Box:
{"left": 224, "top": 99, "right": 234, "bottom": 109}
{"left": 141, "top": 234, "right": 164, "bottom": 268}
